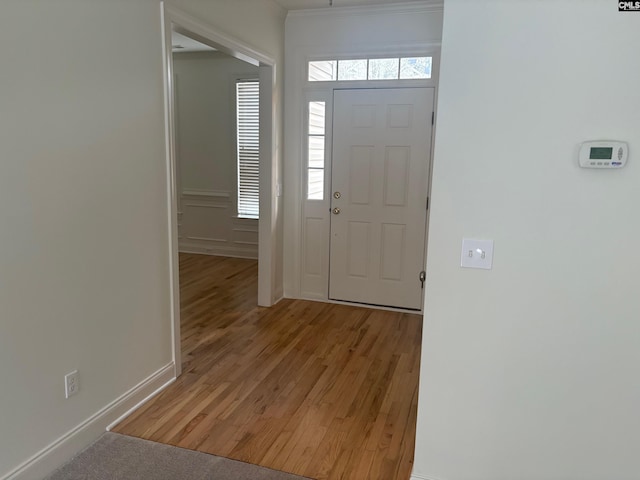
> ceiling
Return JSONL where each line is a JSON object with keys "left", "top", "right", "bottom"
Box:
{"left": 273, "top": 0, "right": 417, "bottom": 10}
{"left": 171, "top": 1, "right": 427, "bottom": 52}
{"left": 171, "top": 31, "right": 216, "bottom": 53}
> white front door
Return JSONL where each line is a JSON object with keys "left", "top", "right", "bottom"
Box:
{"left": 329, "top": 88, "right": 434, "bottom": 310}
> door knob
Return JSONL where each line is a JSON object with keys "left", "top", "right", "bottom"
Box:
{"left": 332, "top": 207, "right": 341, "bottom": 215}
{"left": 333, "top": 191, "right": 341, "bottom": 199}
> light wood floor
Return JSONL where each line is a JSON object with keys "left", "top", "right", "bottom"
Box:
{"left": 113, "top": 253, "right": 422, "bottom": 480}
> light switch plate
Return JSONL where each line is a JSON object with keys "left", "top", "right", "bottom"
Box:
{"left": 461, "top": 239, "right": 494, "bottom": 269}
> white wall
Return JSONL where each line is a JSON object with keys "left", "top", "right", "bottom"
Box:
{"left": 0, "top": 0, "right": 285, "bottom": 478}
{"left": 414, "top": 1, "right": 640, "bottom": 479}
{"left": 174, "top": 52, "right": 259, "bottom": 258}
{"left": 283, "top": 2, "right": 443, "bottom": 300}
{"left": 0, "top": 1, "right": 171, "bottom": 477}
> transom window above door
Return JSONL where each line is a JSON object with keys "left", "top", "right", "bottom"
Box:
{"left": 308, "top": 57, "right": 432, "bottom": 82}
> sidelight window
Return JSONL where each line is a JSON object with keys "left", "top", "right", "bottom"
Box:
{"left": 307, "top": 101, "right": 326, "bottom": 200}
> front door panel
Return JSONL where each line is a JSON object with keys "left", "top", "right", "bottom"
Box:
{"left": 329, "top": 88, "right": 434, "bottom": 310}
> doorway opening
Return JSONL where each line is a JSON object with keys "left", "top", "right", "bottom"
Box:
{"left": 161, "top": 5, "right": 278, "bottom": 376}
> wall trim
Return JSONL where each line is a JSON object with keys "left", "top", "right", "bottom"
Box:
{"left": 410, "top": 472, "right": 445, "bottom": 480}
{"left": 295, "top": 295, "right": 424, "bottom": 315}
{"left": 233, "top": 227, "right": 259, "bottom": 233}
{"left": 180, "top": 243, "right": 258, "bottom": 259}
{"left": 183, "top": 203, "right": 227, "bottom": 209}
{"left": 185, "top": 236, "right": 227, "bottom": 243}
{"left": 3, "top": 363, "right": 176, "bottom": 480}
{"left": 287, "top": 1, "right": 443, "bottom": 18}
{"left": 173, "top": 50, "right": 232, "bottom": 60}
{"left": 182, "top": 189, "right": 230, "bottom": 198}
{"left": 164, "top": 4, "right": 273, "bottom": 66}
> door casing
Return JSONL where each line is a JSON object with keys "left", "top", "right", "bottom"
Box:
{"left": 161, "top": 3, "right": 279, "bottom": 376}
{"left": 297, "top": 78, "right": 438, "bottom": 312}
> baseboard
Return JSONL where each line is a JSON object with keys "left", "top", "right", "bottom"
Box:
{"left": 410, "top": 471, "right": 444, "bottom": 480}
{"left": 179, "top": 243, "right": 258, "bottom": 259}
{"left": 3, "top": 363, "right": 176, "bottom": 480}
{"left": 297, "top": 294, "right": 423, "bottom": 315}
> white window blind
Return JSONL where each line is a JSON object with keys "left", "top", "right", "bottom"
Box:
{"left": 236, "top": 80, "right": 260, "bottom": 218}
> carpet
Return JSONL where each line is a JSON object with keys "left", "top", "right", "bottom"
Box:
{"left": 45, "top": 432, "right": 313, "bottom": 480}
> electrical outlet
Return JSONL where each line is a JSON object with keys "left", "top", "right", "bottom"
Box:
{"left": 65, "top": 370, "right": 79, "bottom": 398}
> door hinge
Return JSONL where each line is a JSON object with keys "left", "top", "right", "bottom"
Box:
{"left": 419, "top": 270, "right": 426, "bottom": 289}
{"left": 426, "top": 196, "right": 430, "bottom": 210}
{"left": 431, "top": 111, "right": 434, "bottom": 125}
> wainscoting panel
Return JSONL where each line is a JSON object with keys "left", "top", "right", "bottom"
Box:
{"left": 178, "top": 191, "right": 258, "bottom": 259}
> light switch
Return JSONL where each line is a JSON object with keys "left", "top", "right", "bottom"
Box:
{"left": 461, "top": 239, "right": 494, "bottom": 269}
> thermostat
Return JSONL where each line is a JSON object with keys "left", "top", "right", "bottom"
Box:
{"left": 579, "top": 141, "right": 628, "bottom": 169}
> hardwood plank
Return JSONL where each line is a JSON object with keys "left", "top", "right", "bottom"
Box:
{"left": 113, "top": 253, "right": 422, "bottom": 480}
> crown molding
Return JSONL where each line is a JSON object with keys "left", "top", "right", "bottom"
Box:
{"left": 286, "top": 1, "right": 443, "bottom": 19}
{"left": 265, "top": 0, "right": 288, "bottom": 18}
